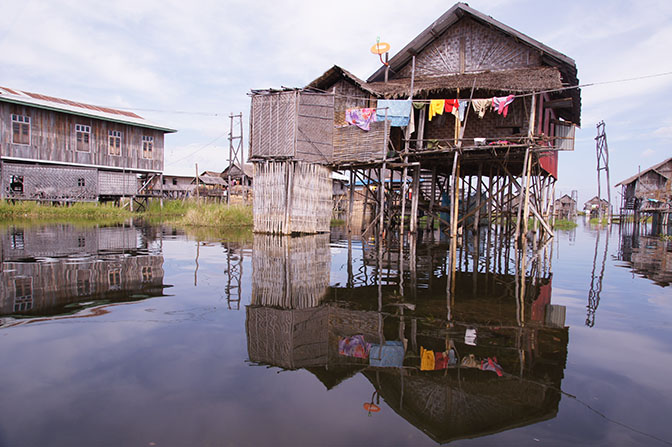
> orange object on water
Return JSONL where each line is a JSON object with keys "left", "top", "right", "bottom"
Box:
{"left": 363, "top": 402, "right": 381, "bottom": 413}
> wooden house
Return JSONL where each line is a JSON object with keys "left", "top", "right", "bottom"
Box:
{"left": 222, "top": 162, "right": 254, "bottom": 187}
{"left": 249, "top": 2, "right": 580, "bottom": 239}
{"left": 0, "top": 86, "right": 176, "bottom": 203}
{"left": 160, "top": 174, "right": 195, "bottom": 199}
{"left": 615, "top": 157, "right": 671, "bottom": 225}
{"left": 554, "top": 194, "right": 576, "bottom": 219}
{"left": 583, "top": 196, "right": 611, "bottom": 217}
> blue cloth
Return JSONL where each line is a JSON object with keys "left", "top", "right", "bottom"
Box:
{"left": 369, "top": 341, "right": 405, "bottom": 367}
{"left": 375, "top": 100, "right": 412, "bottom": 127}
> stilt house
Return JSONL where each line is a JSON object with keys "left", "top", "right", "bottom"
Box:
{"left": 249, "top": 2, "right": 580, "bottom": 238}
{"left": 0, "top": 86, "right": 176, "bottom": 203}
{"left": 615, "top": 157, "right": 671, "bottom": 225}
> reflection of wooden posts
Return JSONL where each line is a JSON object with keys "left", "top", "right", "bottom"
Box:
{"left": 474, "top": 164, "right": 482, "bottom": 232}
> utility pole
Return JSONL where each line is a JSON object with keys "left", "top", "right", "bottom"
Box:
{"left": 228, "top": 113, "right": 244, "bottom": 206}
{"left": 595, "top": 121, "right": 612, "bottom": 223}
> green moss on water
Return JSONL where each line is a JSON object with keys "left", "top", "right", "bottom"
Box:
{"left": 553, "top": 219, "right": 578, "bottom": 230}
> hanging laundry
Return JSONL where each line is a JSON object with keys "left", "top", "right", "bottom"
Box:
{"left": 492, "top": 95, "right": 515, "bottom": 117}
{"left": 465, "top": 327, "right": 477, "bottom": 346}
{"left": 375, "top": 99, "right": 412, "bottom": 127}
{"left": 461, "top": 353, "right": 480, "bottom": 368}
{"left": 435, "top": 351, "right": 449, "bottom": 370}
{"left": 412, "top": 102, "right": 426, "bottom": 110}
{"left": 445, "top": 99, "right": 460, "bottom": 116}
{"left": 429, "top": 100, "right": 445, "bottom": 121}
{"left": 339, "top": 335, "right": 371, "bottom": 359}
{"left": 369, "top": 341, "right": 405, "bottom": 367}
{"left": 457, "top": 100, "right": 469, "bottom": 122}
{"left": 420, "top": 346, "right": 435, "bottom": 371}
{"left": 471, "top": 99, "right": 491, "bottom": 119}
{"left": 408, "top": 108, "right": 415, "bottom": 135}
{"left": 480, "top": 357, "right": 504, "bottom": 377}
{"left": 345, "top": 108, "right": 376, "bottom": 131}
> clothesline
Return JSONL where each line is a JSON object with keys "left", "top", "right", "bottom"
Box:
{"left": 308, "top": 69, "right": 672, "bottom": 103}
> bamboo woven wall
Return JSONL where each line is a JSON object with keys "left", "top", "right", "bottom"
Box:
{"left": 253, "top": 160, "right": 332, "bottom": 234}
{"left": 333, "top": 120, "right": 389, "bottom": 165}
{"left": 249, "top": 91, "right": 334, "bottom": 164}
{"left": 245, "top": 306, "right": 329, "bottom": 369}
{"left": 251, "top": 233, "right": 330, "bottom": 309}
{"left": 396, "top": 17, "right": 541, "bottom": 78}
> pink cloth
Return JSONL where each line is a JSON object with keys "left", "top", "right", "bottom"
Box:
{"left": 492, "top": 95, "right": 515, "bottom": 117}
{"left": 345, "top": 108, "right": 376, "bottom": 131}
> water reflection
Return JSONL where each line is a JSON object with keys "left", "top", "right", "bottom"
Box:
{"left": 617, "top": 222, "right": 672, "bottom": 287}
{"left": 0, "top": 224, "right": 168, "bottom": 324}
{"left": 247, "top": 231, "right": 568, "bottom": 443}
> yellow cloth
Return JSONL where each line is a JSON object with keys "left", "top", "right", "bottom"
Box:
{"left": 420, "top": 346, "right": 435, "bottom": 371}
{"left": 428, "top": 100, "right": 445, "bottom": 121}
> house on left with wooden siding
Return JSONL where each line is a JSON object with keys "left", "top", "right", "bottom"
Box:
{"left": 0, "top": 86, "right": 176, "bottom": 203}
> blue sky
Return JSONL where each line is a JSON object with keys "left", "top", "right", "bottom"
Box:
{"left": 1, "top": 0, "right": 670, "bottom": 205}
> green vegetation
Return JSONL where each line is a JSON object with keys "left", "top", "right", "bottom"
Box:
{"left": 0, "top": 200, "right": 133, "bottom": 222}
{"left": 179, "top": 203, "right": 252, "bottom": 228}
{"left": 0, "top": 199, "right": 253, "bottom": 229}
{"left": 589, "top": 217, "right": 610, "bottom": 225}
{"left": 553, "top": 219, "right": 578, "bottom": 230}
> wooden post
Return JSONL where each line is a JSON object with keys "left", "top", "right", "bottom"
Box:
{"left": 514, "top": 147, "right": 530, "bottom": 243}
{"left": 361, "top": 168, "right": 371, "bottom": 231}
{"left": 473, "top": 164, "right": 482, "bottom": 232}
{"left": 160, "top": 173, "right": 164, "bottom": 209}
{"left": 522, "top": 151, "right": 533, "bottom": 241}
{"left": 410, "top": 166, "right": 420, "bottom": 233}
{"left": 195, "top": 163, "right": 200, "bottom": 203}
{"left": 347, "top": 170, "right": 355, "bottom": 234}
{"left": 426, "top": 166, "right": 437, "bottom": 231}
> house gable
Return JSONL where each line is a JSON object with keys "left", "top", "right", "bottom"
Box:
{"left": 396, "top": 17, "right": 541, "bottom": 78}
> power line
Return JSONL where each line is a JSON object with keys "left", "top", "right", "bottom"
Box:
{"left": 165, "top": 132, "right": 229, "bottom": 166}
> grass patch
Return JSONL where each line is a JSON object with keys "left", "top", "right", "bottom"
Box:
{"left": 589, "top": 217, "right": 610, "bottom": 225}
{"left": 179, "top": 203, "right": 252, "bottom": 228}
{"left": 553, "top": 219, "right": 578, "bottom": 230}
{"left": 0, "top": 200, "right": 133, "bottom": 222}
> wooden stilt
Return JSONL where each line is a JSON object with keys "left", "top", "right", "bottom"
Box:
{"left": 410, "top": 166, "right": 420, "bottom": 233}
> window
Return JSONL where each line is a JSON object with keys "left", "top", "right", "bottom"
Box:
{"left": 14, "top": 277, "right": 33, "bottom": 312}
{"left": 11, "top": 114, "right": 30, "bottom": 145}
{"left": 9, "top": 175, "right": 24, "bottom": 194}
{"left": 172, "top": 178, "right": 178, "bottom": 185}
{"left": 142, "top": 135, "right": 153, "bottom": 159}
{"left": 109, "top": 269, "right": 121, "bottom": 290}
{"left": 77, "top": 178, "right": 86, "bottom": 187}
{"left": 75, "top": 124, "right": 91, "bottom": 152}
{"left": 142, "top": 266, "right": 152, "bottom": 282}
{"left": 76, "top": 270, "right": 91, "bottom": 296}
{"left": 108, "top": 130, "right": 122, "bottom": 156}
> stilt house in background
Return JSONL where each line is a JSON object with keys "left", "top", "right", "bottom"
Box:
{"left": 583, "top": 196, "right": 611, "bottom": 218}
{"left": 0, "top": 86, "right": 176, "bottom": 203}
{"left": 554, "top": 194, "right": 576, "bottom": 219}
{"left": 249, "top": 2, "right": 580, "bottom": 238}
{"left": 615, "top": 157, "right": 671, "bottom": 228}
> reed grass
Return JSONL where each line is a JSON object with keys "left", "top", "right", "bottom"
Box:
{"left": 179, "top": 203, "right": 253, "bottom": 228}
{"left": 0, "top": 200, "right": 133, "bottom": 221}
{"left": 553, "top": 219, "right": 578, "bottom": 230}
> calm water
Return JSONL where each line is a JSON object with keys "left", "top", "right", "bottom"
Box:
{"left": 0, "top": 221, "right": 670, "bottom": 446}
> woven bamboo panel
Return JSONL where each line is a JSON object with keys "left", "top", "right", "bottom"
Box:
{"left": 250, "top": 233, "right": 330, "bottom": 309}
{"left": 253, "top": 160, "right": 332, "bottom": 234}
{"left": 397, "top": 17, "right": 540, "bottom": 78}
{"left": 333, "top": 120, "right": 389, "bottom": 164}
{"left": 250, "top": 91, "right": 297, "bottom": 159}
{"left": 98, "top": 171, "right": 137, "bottom": 195}
{"left": 296, "top": 92, "right": 334, "bottom": 164}
{"left": 2, "top": 163, "right": 98, "bottom": 201}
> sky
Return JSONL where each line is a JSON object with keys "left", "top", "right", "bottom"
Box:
{"left": 1, "top": 0, "right": 671, "bottom": 205}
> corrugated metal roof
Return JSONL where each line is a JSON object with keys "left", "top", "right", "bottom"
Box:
{"left": 0, "top": 86, "right": 177, "bottom": 133}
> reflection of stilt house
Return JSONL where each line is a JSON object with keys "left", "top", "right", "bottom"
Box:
{"left": 249, "top": 3, "right": 580, "bottom": 241}
{"left": 0, "top": 86, "right": 176, "bottom": 203}
{"left": 0, "top": 225, "right": 165, "bottom": 318}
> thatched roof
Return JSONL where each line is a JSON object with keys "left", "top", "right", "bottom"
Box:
{"left": 365, "top": 67, "right": 563, "bottom": 98}
{"left": 306, "top": 65, "right": 378, "bottom": 95}
{"left": 368, "top": 2, "right": 576, "bottom": 83}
